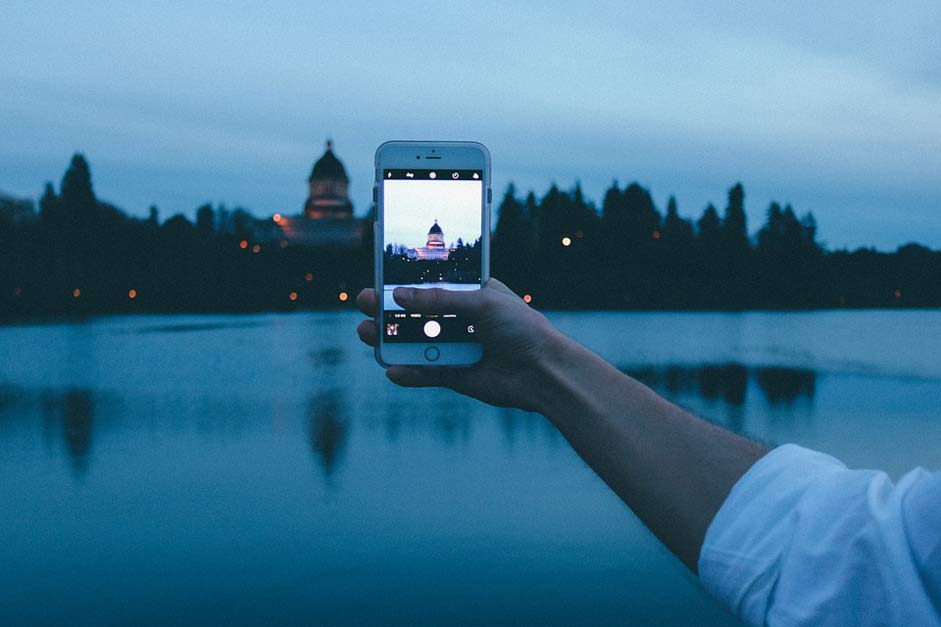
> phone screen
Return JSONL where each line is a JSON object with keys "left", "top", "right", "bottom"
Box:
{"left": 382, "top": 169, "right": 483, "bottom": 343}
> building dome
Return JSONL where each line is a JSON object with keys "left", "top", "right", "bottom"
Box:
{"left": 426, "top": 220, "right": 445, "bottom": 248}
{"left": 309, "top": 140, "right": 349, "bottom": 182}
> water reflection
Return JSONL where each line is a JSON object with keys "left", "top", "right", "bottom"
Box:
{"left": 0, "top": 362, "right": 815, "bottom": 487}
{"left": 623, "top": 363, "right": 816, "bottom": 407}
{"left": 33, "top": 387, "right": 96, "bottom": 477}
{"left": 308, "top": 347, "right": 345, "bottom": 367}
{"left": 60, "top": 389, "right": 94, "bottom": 475}
{"left": 133, "top": 321, "right": 266, "bottom": 334}
{"left": 756, "top": 367, "right": 816, "bottom": 405}
{"left": 308, "top": 391, "right": 348, "bottom": 479}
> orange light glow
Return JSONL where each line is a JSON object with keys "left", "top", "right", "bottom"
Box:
{"left": 894, "top": 288, "right": 902, "bottom": 298}
{"left": 128, "top": 289, "right": 137, "bottom": 299}
{"left": 338, "top": 291, "right": 349, "bottom": 302}
{"left": 652, "top": 230, "right": 661, "bottom": 240}
{"left": 289, "top": 291, "right": 298, "bottom": 302}
{"left": 273, "top": 213, "right": 282, "bottom": 223}
{"left": 561, "top": 236, "right": 572, "bottom": 247}
{"left": 72, "top": 288, "right": 81, "bottom": 298}
{"left": 252, "top": 244, "right": 261, "bottom": 254}
{"left": 305, "top": 272, "right": 314, "bottom": 282}
{"left": 523, "top": 294, "right": 533, "bottom": 304}
{"left": 239, "top": 240, "right": 249, "bottom": 249}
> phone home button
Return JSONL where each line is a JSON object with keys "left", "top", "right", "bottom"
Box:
{"left": 424, "top": 346, "right": 440, "bottom": 362}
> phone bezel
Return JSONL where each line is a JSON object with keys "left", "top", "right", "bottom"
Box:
{"left": 374, "top": 140, "right": 491, "bottom": 367}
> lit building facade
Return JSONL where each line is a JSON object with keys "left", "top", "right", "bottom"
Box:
{"left": 274, "top": 140, "right": 363, "bottom": 247}
{"left": 407, "top": 220, "right": 451, "bottom": 260}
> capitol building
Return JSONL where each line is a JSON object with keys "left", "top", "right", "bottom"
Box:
{"left": 406, "top": 220, "right": 451, "bottom": 261}
{"left": 273, "top": 140, "right": 364, "bottom": 247}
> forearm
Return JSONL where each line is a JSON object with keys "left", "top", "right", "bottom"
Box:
{"left": 534, "top": 332, "right": 768, "bottom": 572}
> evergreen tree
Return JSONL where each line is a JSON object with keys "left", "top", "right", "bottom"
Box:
{"left": 601, "top": 182, "right": 624, "bottom": 226}
{"left": 662, "top": 195, "right": 694, "bottom": 245}
{"left": 39, "top": 182, "right": 59, "bottom": 223}
{"left": 494, "top": 184, "right": 526, "bottom": 244}
{"left": 800, "top": 213, "right": 818, "bottom": 248}
{"left": 567, "top": 182, "right": 599, "bottom": 242}
{"left": 196, "top": 204, "right": 215, "bottom": 236}
{"left": 695, "top": 204, "right": 723, "bottom": 307}
{"left": 493, "top": 184, "right": 533, "bottom": 295}
{"left": 721, "top": 183, "right": 748, "bottom": 251}
{"left": 600, "top": 181, "right": 662, "bottom": 306}
{"left": 720, "top": 183, "right": 752, "bottom": 307}
{"left": 59, "top": 153, "right": 97, "bottom": 224}
{"left": 697, "top": 204, "right": 722, "bottom": 247}
{"left": 660, "top": 196, "right": 695, "bottom": 306}
{"left": 622, "top": 182, "right": 661, "bottom": 243}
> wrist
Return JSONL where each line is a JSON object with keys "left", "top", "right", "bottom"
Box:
{"left": 530, "top": 330, "right": 603, "bottom": 418}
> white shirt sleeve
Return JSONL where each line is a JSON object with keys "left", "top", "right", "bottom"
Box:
{"left": 698, "top": 444, "right": 941, "bottom": 626}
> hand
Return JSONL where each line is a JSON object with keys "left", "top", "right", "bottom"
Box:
{"left": 355, "top": 279, "right": 567, "bottom": 412}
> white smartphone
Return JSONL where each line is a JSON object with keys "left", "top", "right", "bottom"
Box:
{"left": 373, "top": 141, "right": 491, "bottom": 366}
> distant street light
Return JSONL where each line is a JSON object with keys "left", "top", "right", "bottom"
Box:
{"left": 338, "top": 291, "right": 349, "bottom": 302}
{"left": 523, "top": 294, "right": 533, "bottom": 304}
{"left": 561, "top": 236, "right": 572, "bottom": 247}
{"left": 273, "top": 213, "right": 282, "bottom": 223}
{"left": 289, "top": 291, "right": 298, "bottom": 302}
{"left": 252, "top": 244, "right": 261, "bottom": 254}
{"left": 239, "top": 240, "right": 248, "bottom": 249}
{"left": 72, "top": 288, "right": 81, "bottom": 298}
{"left": 128, "top": 289, "right": 137, "bottom": 299}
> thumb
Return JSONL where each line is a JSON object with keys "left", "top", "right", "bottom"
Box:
{"left": 392, "top": 286, "right": 488, "bottom": 316}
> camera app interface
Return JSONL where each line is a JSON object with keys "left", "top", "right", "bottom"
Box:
{"left": 382, "top": 169, "right": 483, "bottom": 343}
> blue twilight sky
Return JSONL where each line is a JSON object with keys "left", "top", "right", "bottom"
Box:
{"left": 1, "top": 1, "right": 939, "bottom": 250}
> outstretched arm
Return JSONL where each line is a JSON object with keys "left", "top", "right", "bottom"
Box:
{"left": 356, "top": 280, "right": 767, "bottom": 571}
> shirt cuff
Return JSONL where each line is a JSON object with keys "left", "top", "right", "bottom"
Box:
{"left": 697, "top": 444, "right": 848, "bottom": 625}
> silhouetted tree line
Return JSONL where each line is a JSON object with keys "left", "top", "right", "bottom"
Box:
{"left": 1, "top": 154, "right": 372, "bottom": 317}
{"left": 2, "top": 154, "right": 939, "bottom": 318}
{"left": 492, "top": 181, "right": 941, "bottom": 309}
{"left": 384, "top": 238, "right": 482, "bottom": 285}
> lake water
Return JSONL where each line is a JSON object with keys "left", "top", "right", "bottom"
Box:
{"left": 1, "top": 310, "right": 939, "bottom": 625}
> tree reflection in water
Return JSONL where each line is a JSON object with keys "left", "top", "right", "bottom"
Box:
{"left": 755, "top": 367, "right": 816, "bottom": 405}
{"left": 308, "top": 390, "right": 349, "bottom": 480}
{"left": 38, "top": 388, "right": 95, "bottom": 478}
{"left": 622, "top": 363, "right": 816, "bottom": 408}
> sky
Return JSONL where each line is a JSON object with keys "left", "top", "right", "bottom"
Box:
{"left": 1, "top": 1, "right": 939, "bottom": 250}
{"left": 383, "top": 180, "right": 483, "bottom": 248}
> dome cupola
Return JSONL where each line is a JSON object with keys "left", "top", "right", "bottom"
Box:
{"left": 426, "top": 219, "right": 445, "bottom": 248}
{"left": 308, "top": 139, "right": 349, "bottom": 182}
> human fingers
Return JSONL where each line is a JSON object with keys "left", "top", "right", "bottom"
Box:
{"left": 485, "top": 278, "right": 518, "bottom": 298}
{"left": 356, "top": 319, "right": 378, "bottom": 346}
{"left": 356, "top": 289, "right": 377, "bottom": 316}
{"left": 392, "top": 286, "right": 491, "bottom": 317}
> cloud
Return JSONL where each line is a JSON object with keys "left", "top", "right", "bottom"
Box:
{"left": 0, "top": 1, "right": 938, "bottom": 249}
